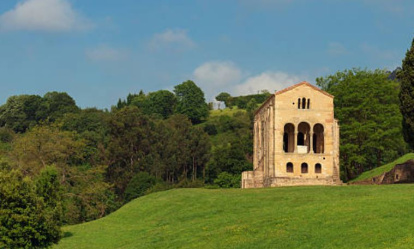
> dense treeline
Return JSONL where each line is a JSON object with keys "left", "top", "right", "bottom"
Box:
{"left": 0, "top": 79, "right": 259, "bottom": 247}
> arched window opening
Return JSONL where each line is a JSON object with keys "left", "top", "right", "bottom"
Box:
{"left": 286, "top": 162, "right": 293, "bottom": 173}
{"left": 297, "top": 132, "right": 304, "bottom": 145}
{"left": 313, "top": 124, "right": 324, "bottom": 154}
{"left": 297, "top": 122, "right": 311, "bottom": 153}
{"left": 315, "top": 163, "right": 322, "bottom": 174}
{"left": 301, "top": 163, "right": 308, "bottom": 173}
{"left": 307, "top": 99, "right": 310, "bottom": 109}
{"left": 298, "top": 98, "right": 301, "bottom": 109}
{"left": 302, "top": 97, "right": 306, "bottom": 109}
{"left": 283, "top": 123, "right": 295, "bottom": 153}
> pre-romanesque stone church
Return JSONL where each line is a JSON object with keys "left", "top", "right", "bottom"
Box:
{"left": 241, "top": 81, "right": 341, "bottom": 188}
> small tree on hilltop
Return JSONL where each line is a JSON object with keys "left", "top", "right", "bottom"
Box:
{"left": 398, "top": 38, "right": 414, "bottom": 149}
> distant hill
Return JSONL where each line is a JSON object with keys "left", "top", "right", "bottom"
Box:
{"left": 55, "top": 186, "right": 414, "bottom": 249}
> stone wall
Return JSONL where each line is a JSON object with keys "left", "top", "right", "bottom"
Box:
{"left": 242, "top": 82, "right": 341, "bottom": 188}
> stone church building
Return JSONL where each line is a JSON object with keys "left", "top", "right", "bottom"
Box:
{"left": 241, "top": 81, "right": 341, "bottom": 188}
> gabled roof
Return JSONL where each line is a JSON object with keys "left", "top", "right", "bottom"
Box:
{"left": 275, "top": 81, "right": 334, "bottom": 98}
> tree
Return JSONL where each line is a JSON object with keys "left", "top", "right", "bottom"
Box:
{"left": 398, "top": 38, "right": 414, "bottom": 149}
{"left": 316, "top": 68, "right": 408, "bottom": 181}
{"left": 143, "top": 90, "right": 177, "bottom": 119}
{"left": 0, "top": 170, "right": 62, "bottom": 248}
{"left": 0, "top": 95, "right": 43, "bottom": 133}
{"left": 174, "top": 80, "right": 209, "bottom": 124}
{"left": 9, "top": 124, "right": 86, "bottom": 177}
{"left": 37, "top": 92, "right": 79, "bottom": 122}
{"left": 215, "top": 92, "right": 231, "bottom": 109}
{"left": 106, "top": 106, "right": 154, "bottom": 195}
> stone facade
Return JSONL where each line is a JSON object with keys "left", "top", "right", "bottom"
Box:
{"left": 242, "top": 81, "right": 341, "bottom": 188}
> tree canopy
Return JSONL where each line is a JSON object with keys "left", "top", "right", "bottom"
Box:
{"left": 316, "top": 68, "right": 408, "bottom": 181}
{"left": 174, "top": 80, "right": 209, "bottom": 124}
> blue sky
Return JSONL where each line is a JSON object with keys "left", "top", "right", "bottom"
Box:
{"left": 0, "top": 0, "right": 413, "bottom": 108}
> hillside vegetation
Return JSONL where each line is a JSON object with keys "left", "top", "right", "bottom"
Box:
{"left": 351, "top": 153, "right": 414, "bottom": 183}
{"left": 55, "top": 185, "right": 414, "bottom": 249}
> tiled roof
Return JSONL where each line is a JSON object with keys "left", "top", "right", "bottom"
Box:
{"left": 275, "top": 81, "right": 334, "bottom": 98}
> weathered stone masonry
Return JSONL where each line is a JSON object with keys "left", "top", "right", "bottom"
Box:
{"left": 242, "top": 81, "right": 341, "bottom": 188}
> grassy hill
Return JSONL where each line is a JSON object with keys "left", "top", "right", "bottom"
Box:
{"left": 350, "top": 153, "right": 414, "bottom": 183}
{"left": 54, "top": 185, "right": 414, "bottom": 249}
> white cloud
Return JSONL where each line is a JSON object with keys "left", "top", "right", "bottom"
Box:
{"left": 192, "top": 60, "right": 306, "bottom": 103}
{"left": 0, "top": 0, "right": 92, "bottom": 32}
{"left": 149, "top": 29, "right": 195, "bottom": 52}
{"left": 86, "top": 45, "right": 127, "bottom": 62}
{"left": 234, "top": 71, "right": 302, "bottom": 95}
{"left": 194, "top": 61, "right": 242, "bottom": 88}
{"left": 327, "top": 42, "right": 347, "bottom": 56}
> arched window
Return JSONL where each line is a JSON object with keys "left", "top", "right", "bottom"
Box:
{"left": 302, "top": 97, "right": 306, "bottom": 109}
{"left": 298, "top": 98, "right": 301, "bottom": 109}
{"left": 307, "top": 99, "right": 310, "bottom": 109}
{"left": 283, "top": 123, "right": 295, "bottom": 153}
{"left": 297, "top": 132, "right": 304, "bottom": 145}
{"left": 315, "top": 163, "right": 322, "bottom": 173}
{"left": 297, "top": 122, "right": 311, "bottom": 153}
{"left": 286, "top": 162, "right": 293, "bottom": 173}
{"left": 313, "top": 124, "right": 324, "bottom": 154}
{"left": 301, "top": 163, "right": 308, "bottom": 173}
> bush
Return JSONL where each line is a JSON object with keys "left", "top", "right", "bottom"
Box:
{"left": 0, "top": 170, "right": 62, "bottom": 248}
{"left": 124, "top": 172, "right": 156, "bottom": 202}
{"left": 174, "top": 179, "right": 205, "bottom": 188}
{"left": 214, "top": 172, "right": 241, "bottom": 188}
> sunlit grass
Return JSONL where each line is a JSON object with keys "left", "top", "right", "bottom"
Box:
{"left": 55, "top": 185, "right": 414, "bottom": 249}
{"left": 209, "top": 107, "right": 246, "bottom": 117}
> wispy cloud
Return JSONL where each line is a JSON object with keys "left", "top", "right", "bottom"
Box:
{"left": 234, "top": 71, "right": 303, "bottom": 95}
{"left": 86, "top": 45, "right": 127, "bottom": 62}
{"left": 149, "top": 29, "right": 196, "bottom": 52}
{"left": 327, "top": 42, "right": 347, "bottom": 56}
{"left": 0, "top": 0, "right": 92, "bottom": 32}
{"left": 192, "top": 60, "right": 306, "bottom": 101}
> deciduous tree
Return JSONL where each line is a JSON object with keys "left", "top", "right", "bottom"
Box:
{"left": 316, "top": 68, "right": 408, "bottom": 181}
{"left": 174, "top": 80, "right": 209, "bottom": 124}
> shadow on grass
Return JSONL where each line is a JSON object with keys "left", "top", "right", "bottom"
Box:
{"left": 63, "top": 232, "right": 73, "bottom": 238}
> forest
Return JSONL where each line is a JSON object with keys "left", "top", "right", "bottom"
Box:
{"left": 1, "top": 40, "right": 414, "bottom": 248}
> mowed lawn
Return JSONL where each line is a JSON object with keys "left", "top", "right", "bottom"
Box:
{"left": 54, "top": 185, "right": 414, "bottom": 249}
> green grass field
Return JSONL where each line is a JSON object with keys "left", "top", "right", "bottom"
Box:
{"left": 55, "top": 185, "right": 414, "bottom": 249}
{"left": 351, "top": 153, "right": 414, "bottom": 183}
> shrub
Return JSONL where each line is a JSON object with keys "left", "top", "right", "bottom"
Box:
{"left": 0, "top": 170, "right": 62, "bottom": 248}
{"left": 214, "top": 172, "right": 241, "bottom": 188}
{"left": 124, "top": 172, "right": 156, "bottom": 202}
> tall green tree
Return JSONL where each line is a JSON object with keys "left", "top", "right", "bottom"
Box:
{"left": 316, "top": 68, "right": 408, "bottom": 181}
{"left": 106, "top": 106, "right": 154, "bottom": 195}
{"left": 398, "top": 38, "right": 414, "bottom": 149}
{"left": 174, "top": 80, "right": 209, "bottom": 124}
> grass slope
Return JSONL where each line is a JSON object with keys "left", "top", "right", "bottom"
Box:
{"left": 351, "top": 153, "right": 414, "bottom": 183}
{"left": 55, "top": 185, "right": 414, "bottom": 249}
{"left": 209, "top": 107, "right": 246, "bottom": 117}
